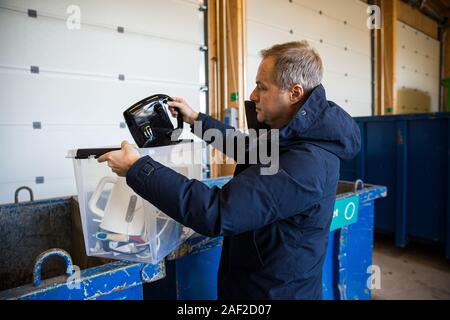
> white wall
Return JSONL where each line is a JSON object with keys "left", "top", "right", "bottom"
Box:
{"left": 0, "top": 0, "right": 206, "bottom": 204}
{"left": 246, "top": 0, "right": 372, "bottom": 117}
{"left": 397, "top": 21, "right": 440, "bottom": 113}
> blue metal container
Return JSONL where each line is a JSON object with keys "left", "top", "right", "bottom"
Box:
{"left": 0, "top": 197, "right": 165, "bottom": 300}
{"left": 340, "top": 113, "right": 450, "bottom": 258}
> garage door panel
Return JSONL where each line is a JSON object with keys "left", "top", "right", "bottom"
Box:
{"left": 0, "top": 71, "right": 201, "bottom": 124}
{"left": 0, "top": 125, "right": 132, "bottom": 183}
{"left": 0, "top": 10, "right": 201, "bottom": 83}
{"left": 396, "top": 21, "right": 440, "bottom": 112}
{"left": 0, "top": 0, "right": 201, "bottom": 43}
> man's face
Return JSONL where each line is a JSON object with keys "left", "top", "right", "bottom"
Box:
{"left": 249, "top": 57, "right": 293, "bottom": 128}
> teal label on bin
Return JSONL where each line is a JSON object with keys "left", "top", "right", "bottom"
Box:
{"left": 330, "top": 195, "right": 359, "bottom": 231}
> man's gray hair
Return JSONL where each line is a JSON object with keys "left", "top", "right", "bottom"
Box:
{"left": 260, "top": 41, "right": 323, "bottom": 92}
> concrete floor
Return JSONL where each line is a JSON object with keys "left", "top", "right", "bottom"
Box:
{"left": 372, "top": 235, "right": 450, "bottom": 300}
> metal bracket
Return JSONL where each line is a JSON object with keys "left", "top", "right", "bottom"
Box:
{"left": 35, "top": 176, "right": 44, "bottom": 184}
{"left": 30, "top": 66, "right": 39, "bottom": 74}
{"left": 27, "top": 9, "right": 37, "bottom": 18}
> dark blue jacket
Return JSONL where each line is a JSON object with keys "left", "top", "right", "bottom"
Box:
{"left": 126, "top": 84, "right": 361, "bottom": 300}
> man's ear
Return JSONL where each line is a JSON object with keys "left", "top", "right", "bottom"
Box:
{"left": 290, "top": 84, "right": 304, "bottom": 104}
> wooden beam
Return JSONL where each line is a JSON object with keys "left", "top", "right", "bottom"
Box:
{"left": 373, "top": 0, "right": 383, "bottom": 116}
{"left": 207, "top": 0, "right": 219, "bottom": 178}
{"left": 381, "top": 0, "right": 398, "bottom": 114}
{"left": 207, "top": 0, "right": 218, "bottom": 119}
{"left": 375, "top": 25, "right": 383, "bottom": 115}
{"left": 445, "top": 29, "right": 450, "bottom": 79}
{"left": 207, "top": 0, "right": 246, "bottom": 177}
{"left": 444, "top": 28, "right": 450, "bottom": 111}
{"left": 225, "top": 0, "right": 246, "bottom": 130}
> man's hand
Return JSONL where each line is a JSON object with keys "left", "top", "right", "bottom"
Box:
{"left": 97, "top": 141, "right": 140, "bottom": 177}
{"left": 167, "top": 97, "right": 199, "bottom": 125}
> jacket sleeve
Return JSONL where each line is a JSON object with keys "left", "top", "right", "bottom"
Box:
{"left": 126, "top": 152, "right": 325, "bottom": 237}
{"left": 192, "top": 112, "right": 249, "bottom": 163}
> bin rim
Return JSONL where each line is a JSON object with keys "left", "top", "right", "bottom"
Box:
{"left": 336, "top": 180, "right": 387, "bottom": 201}
{"left": 352, "top": 112, "right": 450, "bottom": 122}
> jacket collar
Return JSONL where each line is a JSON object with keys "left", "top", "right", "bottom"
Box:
{"left": 279, "top": 84, "right": 328, "bottom": 139}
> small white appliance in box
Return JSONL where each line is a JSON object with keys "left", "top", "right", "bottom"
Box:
{"left": 67, "top": 141, "right": 204, "bottom": 264}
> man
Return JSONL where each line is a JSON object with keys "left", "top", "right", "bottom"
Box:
{"left": 98, "top": 41, "right": 361, "bottom": 299}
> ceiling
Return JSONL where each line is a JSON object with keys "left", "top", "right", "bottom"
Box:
{"left": 403, "top": 0, "right": 450, "bottom": 25}
{"left": 427, "top": 0, "right": 450, "bottom": 19}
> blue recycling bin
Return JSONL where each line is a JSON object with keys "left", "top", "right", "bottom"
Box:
{"left": 340, "top": 113, "right": 450, "bottom": 258}
{"left": 0, "top": 197, "right": 164, "bottom": 300}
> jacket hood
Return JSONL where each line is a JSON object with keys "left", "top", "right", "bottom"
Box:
{"left": 278, "top": 84, "right": 361, "bottom": 160}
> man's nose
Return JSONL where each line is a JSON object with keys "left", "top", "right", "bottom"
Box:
{"left": 250, "top": 88, "right": 258, "bottom": 102}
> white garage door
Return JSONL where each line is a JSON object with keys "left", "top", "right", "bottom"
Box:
{"left": 246, "top": 0, "right": 372, "bottom": 117}
{"left": 397, "top": 21, "right": 440, "bottom": 113}
{"left": 0, "top": 0, "right": 207, "bottom": 204}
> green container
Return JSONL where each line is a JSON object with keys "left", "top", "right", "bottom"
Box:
{"left": 443, "top": 78, "right": 450, "bottom": 112}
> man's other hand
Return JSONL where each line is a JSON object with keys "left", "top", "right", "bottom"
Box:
{"left": 167, "top": 97, "right": 199, "bottom": 125}
{"left": 97, "top": 141, "right": 140, "bottom": 177}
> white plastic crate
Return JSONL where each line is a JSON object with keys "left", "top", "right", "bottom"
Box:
{"left": 67, "top": 142, "right": 203, "bottom": 264}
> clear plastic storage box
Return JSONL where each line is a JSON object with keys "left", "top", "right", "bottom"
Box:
{"left": 67, "top": 142, "right": 204, "bottom": 264}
